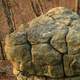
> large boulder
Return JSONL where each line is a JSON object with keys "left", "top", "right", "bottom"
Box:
{"left": 5, "top": 7, "right": 80, "bottom": 80}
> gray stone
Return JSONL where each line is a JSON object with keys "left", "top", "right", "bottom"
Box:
{"left": 34, "top": 64, "right": 49, "bottom": 76}
{"left": 17, "top": 75, "right": 46, "bottom": 80}
{"left": 50, "top": 64, "right": 64, "bottom": 78}
{"left": 27, "top": 15, "right": 56, "bottom": 44}
{"left": 5, "top": 44, "right": 31, "bottom": 61}
{"left": 5, "top": 44, "right": 31, "bottom": 75}
{"left": 47, "top": 78, "right": 64, "bottom": 80}
{"left": 64, "top": 54, "right": 80, "bottom": 76}
{"left": 5, "top": 32, "right": 27, "bottom": 46}
{"left": 65, "top": 76, "right": 80, "bottom": 80}
{"left": 32, "top": 44, "right": 62, "bottom": 66}
{"left": 67, "top": 24, "right": 80, "bottom": 55}
{"left": 31, "top": 44, "right": 63, "bottom": 78}
{"left": 50, "top": 28, "right": 68, "bottom": 54}
{"left": 4, "top": 7, "right": 80, "bottom": 80}
{"left": 46, "top": 7, "right": 73, "bottom": 16}
{"left": 33, "top": 64, "right": 64, "bottom": 78}
{"left": 46, "top": 7, "right": 79, "bottom": 20}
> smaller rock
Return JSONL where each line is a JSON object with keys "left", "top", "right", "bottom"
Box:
{"left": 50, "top": 28, "right": 68, "bottom": 54}
{"left": 64, "top": 54, "right": 80, "bottom": 77}
{"left": 50, "top": 64, "right": 64, "bottom": 78}
{"left": 5, "top": 32, "right": 27, "bottom": 46}
{"left": 34, "top": 64, "right": 49, "bottom": 76}
{"left": 65, "top": 76, "right": 80, "bottom": 80}
{"left": 67, "top": 26, "right": 80, "bottom": 55}
{"left": 27, "top": 15, "right": 56, "bottom": 44}
{"left": 32, "top": 44, "right": 62, "bottom": 66}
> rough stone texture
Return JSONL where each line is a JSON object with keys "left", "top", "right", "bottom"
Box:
{"left": 64, "top": 54, "right": 80, "bottom": 76}
{"left": 4, "top": 7, "right": 80, "bottom": 80}
{"left": 65, "top": 77, "right": 80, "bottom": 80}
{"left": 0, "top": 60, "right": 16, "bottom": 80}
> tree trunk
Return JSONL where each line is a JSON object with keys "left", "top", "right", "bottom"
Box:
{"left": 1, "top": 0, "right": 15, "bottom": 34}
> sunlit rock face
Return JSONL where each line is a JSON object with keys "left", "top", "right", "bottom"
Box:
{"left": 5, "top": 7, "right": 80, "bottom": 80}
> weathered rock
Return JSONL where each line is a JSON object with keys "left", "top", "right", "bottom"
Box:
{"left": 32, "top": 44, "right": 61, "bottom": 65}
{"left": 5, "top": 32, "right": 28, "bottom": 46}
{"left": 46, "top": 78, "right": 64, "bottom": 80}
{"left": 50, "top": 28, "right": 68, "bottom": 54}
{"left": 46, "top": 7, "right": 79, "bottom": 20}
{"left": 4, "top": 7, "right": 80, "bottom": 80}
{"left": 5, "top": 32, "right": 32, "bottom": 76}
{"left": 17, "top": 74, "right": 47, "bottom": 80}
{"left": 50, "top": 64, "right": 64, "bottom": 78}
{"left": 65, "top": 77, "right": 80, "bottom": 80}
{"left": 64, "top": 54, "right": 80, "bottom": 76}
{"left": 17, "top": 23, "right": 29, "bottom": 32}
{"left": 33, "top": 64, "right": 64, "bottom": 78}
{"left": 27, "top": 15, "right": 56, "bottom": 44}
{"left": 67, "top": 21, "right": 80, "bottom": 55}
{"left": 34, "top": 64, "right": 49, "bottom": 76}
{"left": 31, "top": 44, "right": 63, "bottom": 78}
{"left": 5, "top": 43, "right": 31, "bottom": 61}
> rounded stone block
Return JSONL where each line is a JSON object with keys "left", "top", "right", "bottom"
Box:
{"left": 27, "top": 15, "right": 56, "bottom": 44}
{"left": 5, "top": 32, "right": 27, "bottom": 46}
{"left": 32, "top": 44, "right": 62, "bottom": 66}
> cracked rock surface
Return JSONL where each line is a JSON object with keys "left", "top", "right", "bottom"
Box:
{"left": 5, "top": 7, "right": 80, "bottom": 80}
